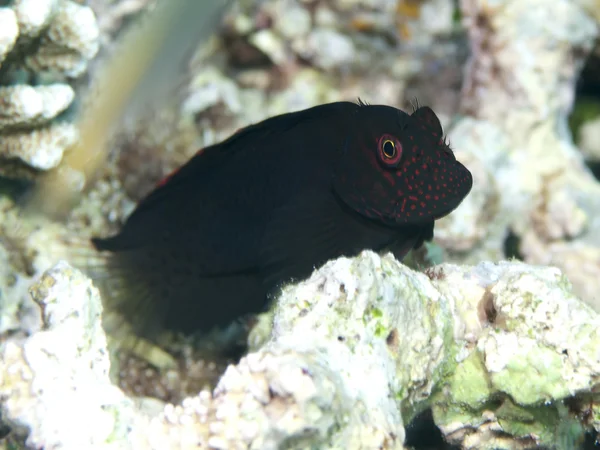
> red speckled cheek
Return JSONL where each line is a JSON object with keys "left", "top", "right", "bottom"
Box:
{"left": 393, "top": 131, "right": 473, "bottom": 221}
{"left": 333, "top": 105, "right": 473, "bottom": 227}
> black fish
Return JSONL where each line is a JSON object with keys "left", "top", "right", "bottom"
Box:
{"left": 88, "top": 100, "right": 473, "bottom": 336}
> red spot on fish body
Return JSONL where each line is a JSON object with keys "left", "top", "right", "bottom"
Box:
{"left": 157, "top": 168, "right": 180, "bottom": 188}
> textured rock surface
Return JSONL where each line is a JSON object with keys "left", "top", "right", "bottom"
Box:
{"left": 442, "top": 0, "right": 600, "bottom": 311}
{"left": 1, "top": 255, "right": 599, "bottom": 449}
{"left": 0, "top": 262, "right": 135, "bottom": 449}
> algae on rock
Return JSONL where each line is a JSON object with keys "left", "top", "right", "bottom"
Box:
{"left": 2, "top": 253, "right": 600, "bottom": 449}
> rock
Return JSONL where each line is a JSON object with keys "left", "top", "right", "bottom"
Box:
{"left": 2, "top": 253, "right": 599, "bottom": 449}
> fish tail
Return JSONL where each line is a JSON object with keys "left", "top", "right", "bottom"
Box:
{"left": 65, "top": 234, "right": 258, "bottom": 366}
{"left": 60, "top": 235, "right": 179, "bottom": 369}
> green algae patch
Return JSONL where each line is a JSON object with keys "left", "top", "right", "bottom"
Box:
{"left": 446, "top": 350, "right": 492, "bottom": 407}
{"left": 499, "top": 400, "right": 586, "bottom": 449}
{"left": 489, "top": 341, "right": 568, "bottom": 405}
{"left": 431, "top": 401, "right": 489, "bottom": 430}
{"left": 368, "top": 307, "right": 383, "bottom": 319}
{"left": 495, "top": 399, "right": 554, "bottom": 439}
{"left": 373, "top": 322, "right": 388, "bottom": 338}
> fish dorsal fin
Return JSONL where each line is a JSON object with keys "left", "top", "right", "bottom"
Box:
{"left": 133, "top": 101, "right": 358, "bottom": 215}
{"left": 164, "top": 101, "right": 358, "bottom": 182}
{"left": 258, "top": 189, "right": 426, "bottom": 292}
{"left": 218, "top": 100, "right": 358, "bottom": 153}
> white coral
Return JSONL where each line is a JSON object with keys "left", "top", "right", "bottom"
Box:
{"left": 24, "top": 0, "right": 100, "bottom": 77}
{"left": 0, "top": 84, "right": 75, "bottom": 130}
{"left": 2, "top": 254, "right": 600, "bottom": 449}
{"left": 12, "top": 0, "right": 58, "bottom": 38}
{"left": 0, "top": 8, "right": 19, "bottom": 66}
{"left": 0, "top": 0, "right": 100, "bottom": 177}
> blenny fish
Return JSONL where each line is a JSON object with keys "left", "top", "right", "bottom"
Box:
{"left": 88, "top": 100, "right": 473, "bottom": 336}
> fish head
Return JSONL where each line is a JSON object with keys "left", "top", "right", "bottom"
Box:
{"left": 333, "top": 103, "right": 473, "bottom": 226}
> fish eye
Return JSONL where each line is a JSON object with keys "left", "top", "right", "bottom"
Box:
{"left": 382, "top": 140, "right": 396, "bottom": 159}
{"left": 377, "top": 135, "right": 403, "bottom": 167}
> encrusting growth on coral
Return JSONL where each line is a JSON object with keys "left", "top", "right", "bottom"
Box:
{"left": 2, "top": 254, "right": 600, "bottom": 449}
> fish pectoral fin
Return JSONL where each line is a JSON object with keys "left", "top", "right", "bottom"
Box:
{"left": 258, "top": 191, "right": 395, "bottom": 291}
{"left": 383, "top": 220, "right": 434, "bottom": 260}
{"left": 75, "top": 242, "right": 267, "bottom": 337}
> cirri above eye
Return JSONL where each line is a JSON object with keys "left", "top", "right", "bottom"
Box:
{"left": 377, "top": 135, "right": 403, "bottom": 167}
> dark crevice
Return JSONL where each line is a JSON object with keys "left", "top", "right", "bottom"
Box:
{"left": 0, "top": 419, "right": 11, "bottom": 440}
{"left": 405, "top": 409, "right": 459, "bottom": 450}
{"left": 0, "top": 175, "right": 34, "bottom": 201}
{"left": 503, "top": 229, "right": 523, "bottom": 261}
{"left": 570, "top": 42, "right": 600, "bottom": 182}
{"left": 577, "top": 43, "right": 600, "bottom": 99}
{"left": 586, "top": 160, "right": 600, "bottom": 181}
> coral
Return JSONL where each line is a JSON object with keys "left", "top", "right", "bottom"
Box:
{"left": 0, "top": 261, "right": 136, "bottom": 449}
{"left": 0, "top": 195, "right": 70, "bottom": 337}
{"left": 2, "top": 254, "right": 600, "bottom": 449}
{"left": 0, "top": 8, "right": 19, "bottom": 66}
{"left": 0, "top": 0, "right": 99, "bottom": 178}
{"left": 443, "top": 0, "right": 600, "bottom": 309}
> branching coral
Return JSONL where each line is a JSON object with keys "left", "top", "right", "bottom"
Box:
{"left": 0, "top": 0, "right": 99, "bottom": 178}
